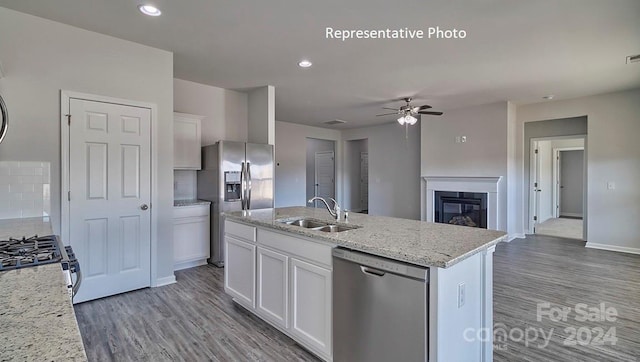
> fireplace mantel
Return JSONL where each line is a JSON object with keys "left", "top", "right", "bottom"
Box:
{"left": 422, "top": 176, "right": 502, "bottom": 230}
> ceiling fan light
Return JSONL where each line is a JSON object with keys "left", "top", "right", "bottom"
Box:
{"left": 397, "top": 116, "right": 406, "bottom": 125}
{"left": 406, "top": 115, "right": 418, "bottom": 125}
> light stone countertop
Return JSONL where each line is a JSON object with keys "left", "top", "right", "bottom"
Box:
{"left": 0, "top": 217, "right": 54, "bottom": 240}
{"left": 0, "top": 217, "right": 88, "bottom": 361}
{"left": 174, "top": 199, "right": 212, "bottom": 207}
{"left": 224, "top": 207, "right": 507, "bottom": 268}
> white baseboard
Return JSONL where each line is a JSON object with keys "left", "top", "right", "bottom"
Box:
{"left": 585, "top": 242, "right": 640, "bottom": 255}
{"left": 174, "top": 259, "right": 208, "bottom": 271}
{"left": 155, "top": 275, "right": 177, "bottom": 287}
{"left": 560, "top": 212, "right": 583, "bottom": 218}
{"left": 506, "top": 233, "right": 526, "bottom": 242}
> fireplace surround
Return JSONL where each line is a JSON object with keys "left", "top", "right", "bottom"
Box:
{"left": 423, "top": 176, "right": 502, "bottom": 230}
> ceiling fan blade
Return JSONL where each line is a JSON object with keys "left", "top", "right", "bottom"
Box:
{"left": 418, "top": 105, "right": 433, "bottom": 110}
{"left": 376, "top": 112, "right": 399, "bottom": 117}
{"left": 381, "top": 107, "right": 399, "bottom": 111}
{"left": 418, "top": 111, "right": 443, "bottom": 116}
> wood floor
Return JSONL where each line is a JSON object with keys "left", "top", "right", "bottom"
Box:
{"left": 74, "top": 266, "right": 318, "bottom": 361}
{"left": 494, "top": 235, "right": 640, "bottom": 361}
{"left": 75, "top": 235, "right": 640, "bottom": 361}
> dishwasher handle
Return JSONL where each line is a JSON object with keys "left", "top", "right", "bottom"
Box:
{"left": 360, "top": 266, "right": 386, "bottom": 277}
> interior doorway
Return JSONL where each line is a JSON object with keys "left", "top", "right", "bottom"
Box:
{"left": 306, "top": 138, "right": 336, "bottom": 207}
{"left": 344, "top": 139, "right": 368, "bottom": 213}
{"left": 530, "top": 136, "right": 585, "bottom": 240}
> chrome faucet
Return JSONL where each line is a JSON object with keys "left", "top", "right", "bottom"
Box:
{"left": 308, "top": 197, "right": 342, "bottom": 221}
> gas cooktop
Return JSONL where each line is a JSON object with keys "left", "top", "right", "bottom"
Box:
{"left": 0, "top": 235, "right": 63, "bottom": 271}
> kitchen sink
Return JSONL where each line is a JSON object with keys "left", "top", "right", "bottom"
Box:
{"left": 278, "top": 218, "right": 359, "bottom": 233}
{"left": 285, "top": 219, "right": 328, "bottom": 228}
{"left": 312, "top": 225, "right": 358, "bottom": 233}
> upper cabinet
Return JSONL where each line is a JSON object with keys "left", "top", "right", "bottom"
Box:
{"left": 174, "top": 112, "right": 204, "bottom": 170}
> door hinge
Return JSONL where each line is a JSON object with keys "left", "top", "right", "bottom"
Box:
{"left": 68, "top": 191, "right": 71, "bottom": 201}
{"left": 533, "top": 216, "right": 538, "bottom": 221}
{"left": 534, "top": 182, "right": 538, "bottom": 187}
{"left": 65, "top": 114, "right": 71, "bottom": 125}
{"left": 534, "top": 149, "right": 539, "bottom": 154}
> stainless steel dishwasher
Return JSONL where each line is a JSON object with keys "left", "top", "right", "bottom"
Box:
{"left": 333, "top": 247, "right": 429, "bottom": 362}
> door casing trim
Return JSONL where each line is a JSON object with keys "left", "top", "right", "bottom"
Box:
{"left": 60, "top": 90, "right": 160, "bottom": 287}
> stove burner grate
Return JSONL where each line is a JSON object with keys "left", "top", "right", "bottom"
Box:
{"left": 0, "top": 235, "right": 63, "bottom": 271}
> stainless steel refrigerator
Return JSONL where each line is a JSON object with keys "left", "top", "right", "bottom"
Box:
{"left": 197, "top": 141, "right": 274, "bottom": 267}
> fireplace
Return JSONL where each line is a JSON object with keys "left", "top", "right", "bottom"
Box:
{"left": 435, "top": 191, "right": 487, "bottom": 228}
{"left": 423, "top": 176, "right": 502, "bottom": 230}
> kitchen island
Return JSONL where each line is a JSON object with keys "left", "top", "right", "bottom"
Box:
{"left": 0, "top": 217, "right": 87, "bottom": 361}
{"left": 224, "top": 207, "right": 506, "bottom": 362}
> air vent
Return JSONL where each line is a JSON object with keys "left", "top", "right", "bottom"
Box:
{"left": 626, "top": 54, "right": 640, "bottom": 64}
{"left": 324, "top": 119, "right": 346, "bottom": 125}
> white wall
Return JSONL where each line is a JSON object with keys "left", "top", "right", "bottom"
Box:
{"left": 421, "top": 102, "right": 509, "bottom": 231}
{"left": 517, "top": 88, "right": 640, "bottom": 252}
{"left": 0, "top": 7, "right": 175, "bottom": 281}
{"left": 560, "top": 150, "right": 584, "bottom": 216}
{"left": 248, "top": 86, "right": 275, "bottom": 145}
{"left": 344, "top": 123, "right": 420, "bottom": 220}
{"left": 174, "top": 78, "right": 248, "bottom": 145}
{"left": 344, "top": 139, "right": 368, "bottom": 211}
{"left": 275, "top": 121, "right": 341, "bottom": 207}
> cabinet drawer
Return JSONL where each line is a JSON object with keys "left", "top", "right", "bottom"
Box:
{"left": 258, "top": 229, "right": 332, "bottom": 268}
{"left": 225, "top": 220, "right": 256, "bottom": 242}
{"left": 174, "top": 204, "right": 209, "bottom": 219}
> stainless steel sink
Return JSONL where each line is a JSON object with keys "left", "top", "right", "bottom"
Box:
{"left": 278, "top": 218, "right": 359, "bottom": 233}
{"left": 283, "top": 218, "right": 328, "bottom": 228}
{"left": 312, "top": 225, "right": 358, "bottom": 233}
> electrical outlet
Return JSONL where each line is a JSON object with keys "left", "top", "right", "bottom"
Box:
{"left": 461, "top": 136, "right": 467, "bottom": 143}
{"left": 457, "top": 282, "right": 466, "bottom": 308}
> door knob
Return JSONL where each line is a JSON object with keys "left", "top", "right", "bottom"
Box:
{"left": 140, "top": 204, "right": 149, "bottom": 211}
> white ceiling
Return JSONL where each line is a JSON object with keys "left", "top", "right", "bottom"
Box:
{"left": 1, "top": 0, "right": 639, "bottom": 129}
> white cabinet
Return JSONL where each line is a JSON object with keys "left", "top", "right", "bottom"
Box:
{"left": 173, "top": 205, "right": 210, "bottom": 271}
{"left": 290, "top": 258, "right": 332, "bottom": 357}
{"left": 225, "top": 236, "right": 256, "bottom": 308}
{"left": 256, "top": 246, "right": 289, "bottom": 329}
{"left": 174, "top": 112, "right": 204, "bottom": 170}
{"left": 224, "top": 220, "right": 333, "bottom": 361}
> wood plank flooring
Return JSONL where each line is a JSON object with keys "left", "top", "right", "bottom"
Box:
{"left": 75, "top": 235, "right": 640, "bottom": 361}
{"left": 494, "top": 235, "right": 640, "bottom": 361}
{"left": 74, "top": 266, "right": 318, "bottom": 361}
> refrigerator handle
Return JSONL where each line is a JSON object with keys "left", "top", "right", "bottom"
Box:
{"left": 240, "top": 161, "right": 246, "bottom": 210}
{"left": 246, "top": 162, "right": 252, "bottom": 209}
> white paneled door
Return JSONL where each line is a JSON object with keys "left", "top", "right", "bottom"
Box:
{"left": 68, "top": 99, "right": 151, "bottom": 303}
{"left": 314, "top": 151, "right": 335, "bottom": 207}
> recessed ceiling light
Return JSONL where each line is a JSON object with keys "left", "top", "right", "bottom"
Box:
{"left": 298, "top": 60, "right": 312, "bottom": 68}
{"left": 138, "top": 4, "right": 162, "bottom": 16}
{"left": 542, "top": 95, "right": 555, "bottom": 100}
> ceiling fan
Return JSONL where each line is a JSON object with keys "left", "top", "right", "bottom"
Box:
{"left": 376, "top": 97, "right": 443, "bottom": 126}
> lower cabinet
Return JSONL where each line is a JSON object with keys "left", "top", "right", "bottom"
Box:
{"left": 173, "top": 205, "right": 210, "bottom": 271}
{"left": 290, "top": 258, "right": 333, "bottom": 358}
{"left": 224, "top": 221, "right": 333, "bottom": 361}
{"left": 225, "top": 236, "right": 256, "bottom": 308}
{"left": 256, "top": 247, "right": 289, "bottom": 329}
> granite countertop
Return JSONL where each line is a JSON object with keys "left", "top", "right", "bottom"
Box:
{"left": 0, "top": 217, "right": 88, "bottom": 361}
{"left": 0, "top": 217, "right": 54, "bottom": 240}
{"left": 224, "top": 207, "right": 507, "bottom": 268}
{"left": 174, "top": 199, "right": 212, "bottom": 207}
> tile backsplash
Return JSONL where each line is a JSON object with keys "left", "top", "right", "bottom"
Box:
{"left": 0, "top": 161, "right": 51, "bottom": 220}
{"left": 174, "top": 170, "right": 197, "bottom": 200}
